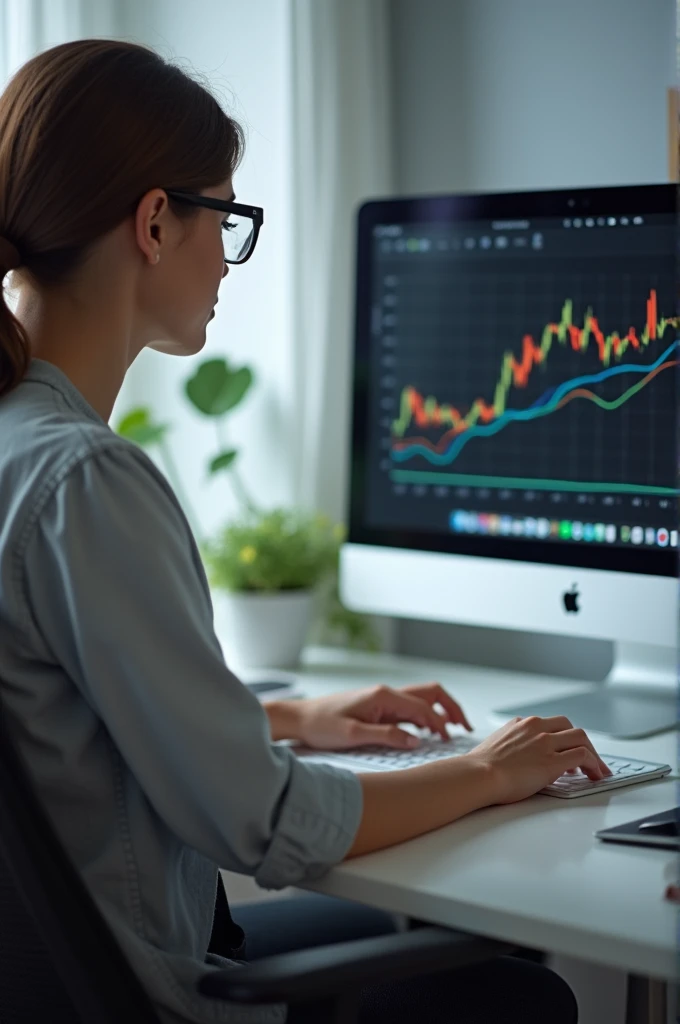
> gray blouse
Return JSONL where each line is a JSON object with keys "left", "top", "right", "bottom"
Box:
{"left": 0, "top": 359, "right": 363, "bottom": 1024}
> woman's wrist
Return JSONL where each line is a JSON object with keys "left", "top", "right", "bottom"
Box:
{"left": 262, "top": 699, "right": 304, "bottom": 743}
{"left": 457, "top": 752, "right": 503, "bottom": 806}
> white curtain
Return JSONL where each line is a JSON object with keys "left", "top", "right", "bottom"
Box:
{"left": 289, "top": 0, "right": 394, "bottom": 521}
{"left": 0, "top": 0, "right": 118, "bottom": 85}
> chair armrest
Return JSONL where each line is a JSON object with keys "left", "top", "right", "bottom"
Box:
{"left": 198, "top": 926, "right": 512, "bottom": 1005}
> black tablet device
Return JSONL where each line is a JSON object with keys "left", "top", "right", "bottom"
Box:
{"left": 595, "top": 807, "right": 680, "bottom": 850}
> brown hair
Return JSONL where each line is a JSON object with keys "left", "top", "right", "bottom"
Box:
{"left": 0, "top": 39, "right": 245, "bottom": 398}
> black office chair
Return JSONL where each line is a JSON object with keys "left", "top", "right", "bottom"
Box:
{"left": 0, "top": 692, "right": 510, "bottom": 1024}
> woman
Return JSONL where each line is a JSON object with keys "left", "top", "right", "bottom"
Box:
{"left": 0, "top": 39, "right": 609, "bottom": 1024}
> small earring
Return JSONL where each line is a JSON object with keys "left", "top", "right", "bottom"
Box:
{"left": 155, "top": 254, "right": 160, "bottom": 263}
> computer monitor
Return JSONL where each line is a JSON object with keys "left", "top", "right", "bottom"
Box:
{"left": 341, "top": 184, "right": 677, "bottom": 738}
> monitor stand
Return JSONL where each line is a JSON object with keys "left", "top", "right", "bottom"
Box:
{"left": 494, "top": 641, "right": 678, "bottom": 739}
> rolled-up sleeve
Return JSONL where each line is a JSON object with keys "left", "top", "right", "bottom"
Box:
{"left": 21, "top": 442, "right": 363, "bottom": 889}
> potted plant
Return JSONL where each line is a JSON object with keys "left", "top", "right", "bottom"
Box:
{"left": 203, "top": 508, "right": 342, "bottom": 668}
{"left": 117, "top": 358, "right": 377, "bottom": 669}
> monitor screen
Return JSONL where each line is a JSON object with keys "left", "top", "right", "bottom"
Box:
{"left": 348, "top": 185, "right": 677, "bottom": 578}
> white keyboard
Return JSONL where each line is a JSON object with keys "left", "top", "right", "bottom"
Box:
{"left": 297, "top": 735, "right": 671, "bottom": 799}
{"left": 301, "top": 733, "right": 479, "bottom": 770}
{"left": 541, "top": 754, "right": 671, "bottom": 798}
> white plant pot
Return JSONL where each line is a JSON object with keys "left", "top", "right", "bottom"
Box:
{"left": 212, "top": 589, "right": 314, "bottom": 670}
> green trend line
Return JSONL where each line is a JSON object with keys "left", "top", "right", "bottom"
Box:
{"left": 560, "top": 366, "right": 666, "bottom": 411}
{"left": 389, "top": 470, "right": 679, "bottom": 496}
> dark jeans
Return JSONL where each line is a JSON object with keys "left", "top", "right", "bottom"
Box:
{"left": 226, "top": 893, "right": 578, "bottom": 1024}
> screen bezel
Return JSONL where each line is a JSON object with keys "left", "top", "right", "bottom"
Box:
{"left": 348, "top": 183, "right": 677, "bottom": 579}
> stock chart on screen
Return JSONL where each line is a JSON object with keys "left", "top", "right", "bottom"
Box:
{"left": 359, "top": 204, "right": 677, "bottom": 562}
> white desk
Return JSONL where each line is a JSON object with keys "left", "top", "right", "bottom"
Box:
{"left": 287, "top": 647, "right": 678, "bottom": 986}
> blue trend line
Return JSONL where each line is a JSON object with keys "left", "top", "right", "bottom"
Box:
{"left": 391, "top": 340, "right": 678, "bottom": 467}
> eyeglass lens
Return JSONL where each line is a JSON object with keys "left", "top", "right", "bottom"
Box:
{"left": 222, "top": 214, "right": 255, "bottom": 263}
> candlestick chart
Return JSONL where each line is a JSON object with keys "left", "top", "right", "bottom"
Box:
{"left": 387, "top": 283, "right": 677, "bottom": 492}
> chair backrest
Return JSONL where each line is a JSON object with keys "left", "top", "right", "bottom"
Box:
{"left": 0, "top": 693, "right": 161, "bottom": 1024}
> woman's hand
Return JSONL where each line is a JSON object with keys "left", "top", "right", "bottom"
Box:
{"left": 466, "top": 714, "right": 612, "bottom": 804}
{"left": 290, "top": 682, "right": 472, "bottom": 751}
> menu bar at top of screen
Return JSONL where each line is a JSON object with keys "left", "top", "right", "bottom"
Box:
{"left": 371, "top": 215, "right": 673, "bottom": 260}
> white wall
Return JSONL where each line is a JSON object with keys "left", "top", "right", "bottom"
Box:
{"left": 389, "top": 0, "right": 676, "bottom": 672}
{"left": 1, "top": 0, "right": 119, "bottom": 88}
{"left": 391, "top": 0, "right": 675, "bottom": 195}
{"left": 114, "top": 0, "right": 294, "bottom": 537}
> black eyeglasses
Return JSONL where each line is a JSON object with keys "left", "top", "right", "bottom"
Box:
{"left": 165, "top": 190, "right": 264, "bottom": 265}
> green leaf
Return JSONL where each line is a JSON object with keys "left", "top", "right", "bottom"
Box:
{"left": 117, "top": 408, "right": 150, "bottom": 434}
{"left": 115, "top": 407, "right": 168, "bottom": 447}
{"left": 185, "top": 359, "right": 254, "bottom": 417}
{"left": 221, "top": 367, "right": 253, "bottom": 412}
{"left": 209, "top": 450, "right": 238, "bottom": 474}
{"left": 129, "top": 424, "right": 168, "bottom": 446}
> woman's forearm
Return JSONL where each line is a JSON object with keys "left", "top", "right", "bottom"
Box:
{"left": 262, "top": 701, "right": 499, "bottom": 855}
{"left": 345, "top": 755, "right": 498, "bottom": 858}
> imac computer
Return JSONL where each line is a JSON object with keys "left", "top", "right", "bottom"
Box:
{"left": 340, "top": 184, "right": 677, "bottom": 739}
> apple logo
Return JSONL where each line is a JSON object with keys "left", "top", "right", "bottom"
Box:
{"left": 563, "top": 585, "right": 580, "bottom": 614}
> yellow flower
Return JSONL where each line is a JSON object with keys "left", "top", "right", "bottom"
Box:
{"left": 239, "top": 545, "right": 257, "bottom": 564}
{"left": 332, "top": 524, "right": 346, "bottom": 542}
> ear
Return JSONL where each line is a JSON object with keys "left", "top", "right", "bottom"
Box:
{"left": 134, "top": 188, "right": 170, "bottom": 265}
